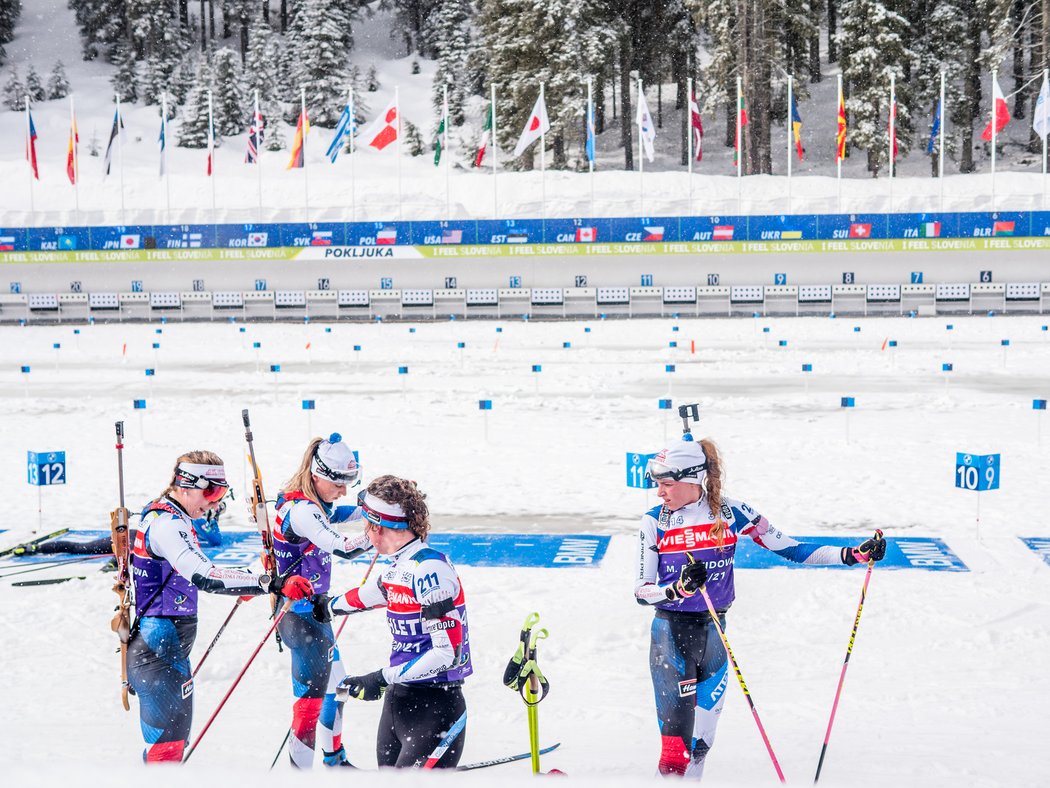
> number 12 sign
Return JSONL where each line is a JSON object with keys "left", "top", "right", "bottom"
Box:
{"left": 28, "top": 451, "right": 66, "bottom": 486}
{"left": 626, "top": 452, "right": 656, "bottom": 489}
{"left": 955, "top": 453, "right": 999, "bottom": 491}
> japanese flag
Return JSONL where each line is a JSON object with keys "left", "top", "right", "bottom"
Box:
{"left": 365, "top": 101, "right": 399, "bottom": 150}
{"left": 513, "top": 93, "right": 551, "bottom": 157}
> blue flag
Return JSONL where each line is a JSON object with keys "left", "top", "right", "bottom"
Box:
{"left": 585, "top": 99, "right": 596, "bottom": 163}
{"left": 326, "top": 104, "right": 355, "bottom": 163}
{"left": 927, "top": 99, "right": 942, "bottom": 155}
{"left": 158, "top": 113, "right": 166, "bottom": 177}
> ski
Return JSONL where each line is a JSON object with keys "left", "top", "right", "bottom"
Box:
{"left": 457, "top": 742, "right": 560, "bottom": 771}
{"left": 0, "top": 555, "right": 111, "bottom": 580}
{"left": 0, "top": 528, "right": 70, "bottom": 558}
{"left": 11, "top": 576, "right": 87, "bottom": 587}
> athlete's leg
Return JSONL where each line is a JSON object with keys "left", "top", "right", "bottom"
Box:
{"left": 684, "top": 615, "right": 729, "bottom": 780}
{"left": 319, "top": 643, "right": 352, "bottom": 766}
{"left": 278, "top": 609, "right": 335, "bottom": 769}
{"left": 127, "top": 617, "right": 196, "bottom": 763}
{"left": 649, "top": 615, "right": 702, "bottom": 776}
{"left": 388, "top": 684, "right": 467, "bottom": 768}
{"left": 376, "top": 688, "right": 401, "bottom": 767}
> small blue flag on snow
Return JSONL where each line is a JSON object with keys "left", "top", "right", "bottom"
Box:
{"left": 353, "top": 345, "right": 362, "bottom": 352}
{"left": 665, "top": 364, "right": 676, "bottom": 373}
{"left": 563, "top": 341, "right": 571, "bottom": 348}
{"left": 532, "top": 364, "right": 542, "bottom": 373}
{"left": 152, "top": 342, "right": 160, "bottom": 350}
{"left": 145, "top": 368, "right": 155, "bottom": 376}
{"left": 302, "top": 399, "right": 316, "bottom": 410}
{"left": 457, "top": 341, "right": 465, "bottom": 348}
{"left": 778, "top": 340, "right": 788, "bottom": 347}
{"left": 659, "top": 399, "right": 672, "bottom": 409}
{"left": 802, "top": 363, "right": 812, "bottom": 372}
{"left": 943, "top": 363, "right": 953, "bottom": 371}
{"left": 841, "top": 397, "right": 855, "bottom": 408}
{"left": 1001, "top": 339, "right": 1010, "bottom": 346}
{"left": 889, "top": 340, "right": 898, "bottom": 347}
{"left": 239, "top": 327, "right": 246, "bottom": 333}
{"left": 478, "top": 399, "right": 492, "bottom": 410}
{"left": 1034, "top": 399, "right": 1047, "bottom": 410}
{"left": 133, "top": 399, "right": 146, "bottom": 409}
{"left": 20, "top": 365, "right": 30, "bottom": 373}
{"left": 270, "top": 364, "right": 281, "bottom": 373}
{"left": 53, "top": 343, "right": 60, "bottom": 349}
{"left": 398, "top": 366, "right": 408, "bottom": 374}
{"left": 669, "top": 341, "right": 677, "bottom": 348}
{"left": 253, "top": 341, "right": 261, "bottom": 349}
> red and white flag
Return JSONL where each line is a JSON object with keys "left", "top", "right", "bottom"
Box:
{"left": 981, "top": 78, "right": 1011, "bottom": 141}
{"left": 365, "top": 100, "right": 399, "bottom": 150}
{"left": 689, "top": 91, "right": 703, "bottom": 162}
{"left": 207, "top": 90, "right": 216, "bottom": 176}
{"left": 513, "top": 92, "right": 550, "bottom": 157}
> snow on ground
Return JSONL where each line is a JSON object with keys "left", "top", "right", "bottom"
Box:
{"left": 1, "top": 314, "right": 1049, "bottom": 785}
{"left": 2, "top": 1, "right": 1049, "bottom": 226}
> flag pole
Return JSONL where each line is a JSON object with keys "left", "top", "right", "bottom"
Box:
{"left": 162, "top": 93, "right": 172, "bottom": 216}
{"left": 637, "top": 77, "right": 644, "bottom": 215}
{"left": 117, "top": 93, "right": 126, "bottom": 222}
{"left": 787, "top": 75, "right": 793, "bottom": 207}
{"left": 302, "top": 87, "right": 310, "bottom": 217}
{"left": 71, "top": 94, "right": 79, "bottom": 217}
{"left": 24, "top": 94, "right": 34, "bottom": 214}
{"left": 837, "top": 74, "right": 843, "bottom": 212}
{"left": 939, "top": 71, "right": 946, "bottom": 211}
{"left": 349, "top": 85, "right": 356, "bottom": 221}
{"left": 588, "top": 75, "right": 595, "bottom": 215}
{"left": 396, "top": 85, "right": 402, "bottom": 221}
{"left": 491, "top": 82, "right": 498, "bottom": 219}
{"left": 990, "top": 72, "right": 997, "bottom": 211}
{"left": 888, "top": 72, "right": 895, "bottom": 211}
{"left": 444, "top": 82, "right": 450, "bottom": 218}
{"left": 1043, "top": 68, "right": 1048, "bottom": 209}
{"left": 540, "top": 81, "right": 546, "bottom": 220}
{"left": 687, "top": 76, "right": 694, "bottom": 213}
{"left": 255, "top": 89, "right": 263, "bottom": 220}
{"left": 736, "top": 75, "right": 743, "bottom": 210}
{"left": 208, "top": 90, "right": 217, "bottom": 213}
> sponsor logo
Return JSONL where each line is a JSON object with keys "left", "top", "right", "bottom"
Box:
{"left": 679, "top": 679, "right": 697, "bottom": 697}
{"left": 174, "top": 594, "right": 188, "bottom": 605}
{"left": 658, "top": 524, "right": 737, "bottom": 552}
{"left": 387, "top": 590, "right": 417, "bottom": 607}
{"left": 181, "top": 679, "right": 194, "bottom": 699}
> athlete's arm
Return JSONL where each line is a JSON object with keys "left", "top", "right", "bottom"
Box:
{"left": 146, "top": 514, "right": 268, "bottom": 596}
{"left": 285, "top": 502, "right": 371, "bottom": 560}
{"left": 735, "top": 502, "right": 843, "bottom": 565}
{"left": 634, "top": 513, "right": 676, "bottom": 604}
{"left": 330, "top": 570, "right": 387, "bottom": 615}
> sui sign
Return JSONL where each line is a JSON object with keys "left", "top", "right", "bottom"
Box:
{"left": 28, "top": 451, "right": 66, "bottom": 486}
{"left": 955, "top": 453, "right": 1000, "bottom": 491}
{"left": 626, "top": 452, "right": 656, "bottom": 489}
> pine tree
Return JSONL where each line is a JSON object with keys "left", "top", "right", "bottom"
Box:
{"left": 24, "top": 64, "right": 45, "bottom": 102}
{"left": 169, "top": 54, "right": 196, "bottom": 105}
{"left": 0, "top": 0, "right": 22, "bottom": 53}
{"left": 2, "top": 66, "right": 24, "bottom": 110}
{"left": 838, "top": 0, "right": 916, "bottom": 176}
{"left": 243, "top": 17, "right": 282, "bottom": 104}
{"left": 264, "top": 104, "right": 287, "bottom": 150}
{"left": 389, "top": 0, "right": 442, "bottom": 56}
{"left": 74, "top": 0, "right": 131, "bottom": 63}
{"left": 367, "top": 63, "right": 380, "bottom": 92}
{"left": 47, "top": 61, "right": 71, "bottom": 99}
{"left": 111, "top": 44, "right": 139, "bottom": 102}
{"left": 211, "top": 47, "right": 245, "bottom": 135}
{"left": 177, "top": 60, "right": 213, "bottom": 148}
{"left": 912, "top": 0, "right": 968, "bottom": 174}
{"left": 292, "top": 0, "right": 352, "bottom": 127}
{"left": 430, "top": 0, "right": 472, "bottom": 126}
{"left": 404, "top": 119, "right": 426, "bottom": 155}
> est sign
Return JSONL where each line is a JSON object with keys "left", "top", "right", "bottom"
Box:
{"left": 28, "top": 451, "right": 66, "bottom": 486}
{"left": 626, "top": 452, "right": 656, "bottom": 489}
{"left": 955, "top": 453, "right": 999, "bottom": 491}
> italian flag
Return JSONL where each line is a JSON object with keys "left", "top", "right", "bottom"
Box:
{"left": 474, "top": 104, "right": 493, "bottom": 167}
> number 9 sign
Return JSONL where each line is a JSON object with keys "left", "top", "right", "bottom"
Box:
{"left": 955, "top": 453, "right": 999, "bottom": 492}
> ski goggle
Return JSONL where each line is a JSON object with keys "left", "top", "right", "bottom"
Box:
{"left": 645, "top": 458, "right": 706, "bottom": 483}
{"left": 175, "top": 463, "right": 230, "bottom": 502}
{"left": 313, "top": 452, "right": 361, "bottom": 486}
{"left": 358, "top": 490, "right": 410, "bottom": 530}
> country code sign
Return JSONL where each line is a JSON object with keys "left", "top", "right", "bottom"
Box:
{"left": 955, "top": 453, "right": 1000, "bottom": 491}
{"left": 626, "top": 452, "right": 656, "bottom": 489}
{"left": 27, "top": 451, "right": 66, "bottom": 486}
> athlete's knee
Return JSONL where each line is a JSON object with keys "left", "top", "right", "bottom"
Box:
{"left": 143, "top": 740, "right": 185, "bottom": 763}
{"left": 658, "top": 734, "right": 690, "bottom": 776}
{"left": 292, "top": 696, "right": 324, "bottom": 736}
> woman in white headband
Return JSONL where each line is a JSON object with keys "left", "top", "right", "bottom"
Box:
{"left": 127, "top": 449, "right": 313, "bottom": 763}
{"left": 272, "top": 434, "right": 373, "bottom": 769}
{"left": 329, "top": 475, "right": 472, "bottom": 769}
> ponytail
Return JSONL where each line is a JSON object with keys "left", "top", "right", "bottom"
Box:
{"left": 700, "top": 438, "right": 727, "bottom": 549}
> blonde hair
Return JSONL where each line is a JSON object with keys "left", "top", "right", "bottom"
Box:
{"left": 366, "top": 475, "right": 430, "bottom": 540}
{"left": 156, "top": 450, "right": 224, "bottom": 502}
{"left": 280, "top": 437, "right": 325, "bottom": 509}
{"left": 699, "top": 438, "right": 727, "bottom": 548}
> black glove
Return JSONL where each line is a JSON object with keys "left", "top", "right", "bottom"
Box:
{"left": 312, "top": 595, "right": 332, "bottom": 624}
{"left": 337, "top": 670, "right": 387, "bottom": 701}
{"left": 843, "top": 532, "right": 887, "bottom": 566}
{"left": 666, "top": 560, "right": 708, "bottom": 601}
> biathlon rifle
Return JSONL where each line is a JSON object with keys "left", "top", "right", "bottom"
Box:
{"left": 242, "top": 408, "right": 283, "bottom": 651}
{"left": 109, "top": 421, "right": 133, "bottom": 711}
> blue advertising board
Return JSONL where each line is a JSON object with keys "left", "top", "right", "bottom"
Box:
{"left": 606, "top": 216, "right": 680, "bottom": 242}
{"left": 280, "top": 222, "right": 348, "bottom": 248}
{"left": 680, "top": 216, "right": 746, "bottom": 242}
{"left": 955, "top": 452, "right": 1000, "bottom": 491}
{"left": 735, "top": 536, "right": 968, "bottom": 571}
{"left": 27, "top": 451, "right": 66, "bottom": 486}
{"left": 90, "top": 225, "right": 155, "bottom": 251}
{"left": 411, "top": 221, "right": 479, "bottom": 246}
{"left": 152, "top": 224, "right": 218, "bottom": 249}
{"left": 27, "top": 226, "right": 90, "bottom": 251}
{"left": 747, "top": 213, "right": 818, "bottom": 241}
{"left": 1019, "top": 537, "right": 1050, "bottom": 567}
{"left": 626, "top": 452, "right": 656, "bottom": 488}
{"left": 817, "top": 213, "right": 889, "bottom": 240}
{"left": 215, "top": 223, "right": 281, "bottom": 248}
{"left": 957, "top": 211, "right": 1028, "bottom": 239}
{"left": 887, "top": 212, "right": 959, "bottom": 239}
{"left": 541, "top": 217, "right": 612, "bottom": 244}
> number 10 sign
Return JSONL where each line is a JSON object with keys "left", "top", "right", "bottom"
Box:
{"left": 955, "top": 453, "right": 999, "bottom": 491}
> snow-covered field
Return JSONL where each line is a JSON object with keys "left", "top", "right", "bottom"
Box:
{"left": 2, "top": 314, "right": 1048, "bottom": 785}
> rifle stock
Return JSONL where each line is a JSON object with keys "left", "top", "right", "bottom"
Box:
{"left": 109, "top": 421, "right": 133, "bottom": 711}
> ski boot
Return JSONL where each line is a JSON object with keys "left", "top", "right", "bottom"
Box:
{"left": 322, "top": 746, "right": 357, "bottom": 768}
{"left": 11, "top": 542, "right": 39, "bottom": 556}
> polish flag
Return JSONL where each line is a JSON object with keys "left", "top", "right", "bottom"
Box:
{"left": 849, "top": 223, "right": 871, "bottom": 238}
{"left": 376, "top": 228, "right": 397, "bottom": 245}
{"left": 713, "top": 226, "right": 734, "bottom": 241}
{"left": 513, "top": 93, "right": 551, "bottom": 157}
{"left": 576, "top": 227, "right": 596, "bottom": 242}
{"left": 981, "top": 79, "right": 1011, "bottom": 141}
{"left": 365, "top": 101, "right": 399, "bottom": 150}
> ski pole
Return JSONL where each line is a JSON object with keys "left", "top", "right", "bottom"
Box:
{"left": 191, "top": 598, "right": 244, "bottom": 678}
{"left": 183, "top": 599, "right": 292, "bottom": 764}
{"left": 687, "top": 551, "right": 786, "bottom": 784}
{"left": 813, "top": 530, "right": 883, "bottom": 784}
{"left": 421, "top": 709, "right": 467, "bottom": 768}
{"left": 270, "top": 551, "right": 380, "bottom": 770}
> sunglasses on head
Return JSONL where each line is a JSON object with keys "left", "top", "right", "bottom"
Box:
{"left": 645, "top": 459, "right": 706, "bottom": 482}
{"left": 176, "top": 467, "right": 230, "bottom": 502}
{"left": 314, "top": 452, "right": 360, "bottom": 486}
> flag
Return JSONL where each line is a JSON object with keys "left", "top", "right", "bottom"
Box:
{"left": 66, "top": 111, "right": 78, "bottom": 185}
{"left": 1033, "top": 73, "right": 1050, "bottom": 140}
{"left": 781, "top": 230, "right": 803, "bottom": 240}
{"left": 927, "top": 99, "right": 942, "bottom": 155}
{"left": 981, "top": 78, "right": 1010, "bottom": 141}
{"left": 442, "top": 229, "right": 463, "bottom": 244}
{"left": 103, "top": 106, "right": 123, "bottom": 176}
{"left": 920, "top": 221, "right": 941, "bottom": 238}
{"left": 158, "top": 110, "right": 167, "bottom": 178}
{"left": 849, "top": 223, "right": 871, "bottom": 238}
{"left": 246, "top": 108, "right": 264, "bottom": 163}
{"left": 576, "top": 227, "right": 596, "bottom": 242}
{"left": 376, "top": 228, "right": 397, "bottom": 245}
{"left": 325, "top": 103, "right": 353, "bottom": 163}
{"left": 207, "top": 92, "right": 216, "bottom": 175}
{"left": 890, "top": 98, "right": 899, "bottom": 160}
{"left": 434, "top": 112, "right": 446, "bottom": 166}
{"left": 836, "top": 85, "right": 847, "bottom": 162}
{"left": 287, "top": 105, "right": 310, "bottom": 168}
{"left": 364, "top": 101, "right": 398, "bottom": 150}
{"left": 311, "top": 230, "right": 332, "bottom": 246}
{"left": 713, "top": 225, "right": 734, "bottom": 241}
{"left": 637, "top": 87, "right": 655, "bottom": 162}
{"left": 689, "top": 90, "right": 703, "bottom": 162}
{"left": 474, "top": 103, "right": 492, "bottom": 167}
{"left": 791, "top": 96, "right": 804, "bottom": 161}
{"left": 734, "top": 92, "right": 749, "bottom": 166}
{"left": 993, "top": 220, "right": 1015, "bottom": 236}
{"left": 643, "top": 226, "right": 664, "bottom": 242}
{"left": 585, "top": 94, "right": 596, "bottom": 163}
{"left": 26, "top": 109, "right": 39, "bottom": 180}
{"left": 120, "top": 233, "right": 141, "bottom": 249}
{"left": 513, "top": 92, "right": 550, "bottom": 157}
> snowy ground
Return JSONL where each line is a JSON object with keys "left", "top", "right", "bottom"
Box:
{"left": 1, "top": 314, "right": 1048, "bottom": 785}
{"left": 2, "top": 1, "right": 1050, "bottom": 226}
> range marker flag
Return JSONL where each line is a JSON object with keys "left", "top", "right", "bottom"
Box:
{"left": 513, "top": 91, "right": 551, "bottom": 157}
{"left": 665, "top": 364, "right": 676, "bottom": 373}
{"left": 145, "top": 368, "right": 155, "bottom": 377}
{"left": 398, "top": 366, "right": 408, "bottom": 374}
{"left": 302, "top": 399, "right": 315, "bottom": 410}
{"left": 1035, "top": 399, "right": 1047, "bottom": 410}
{"left": 103, "top": 105, "right": 124, "bottom": 176}
{"left": 532, "top": 364, "right": 542, "bottom": 373}
{"left": 21, "top": 365, "right": 30, "bottom": 373}
{"left": 133, "top": 399, "right": 146, "bottom": 409}
{"left": 802, "top": 363, "right": 813, "bottom": 372}
{"left": 478, "top": 399, "right": 492, "bottom": 410}
{"left": 981, "top": 78, "right": 1011, "bottom": 141}
{"left": 943, "top": 363, "right": 953, "bottom": 372}
{"left": 326, "top": 102, "right": 354, "bottom": 163}
{"left": 841, "top": 397, "right": 855, "bottom": 407}
{"left": 659, "top": 399, "right": 672, "bottom": 409}
{"left": 26, "top": 108, "right": 39, "bottom": 179}
{"left": 270, "top": 364, "right": 280, "bottom": 373}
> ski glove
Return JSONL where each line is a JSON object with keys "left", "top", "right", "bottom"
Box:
{"left": 258, "top": 573, "right": 315, "bottom": 600}
{"left": 312, "top": 594, "right": 333, "bottom": 624}
{"left": 843, "top": 531, "right": 887, "bottom": 566}
{"left": 337, "top": 670, "right": 387, "bottom": 702}
{"left": 666, "top": 560, "right": 708, "bottom": 601}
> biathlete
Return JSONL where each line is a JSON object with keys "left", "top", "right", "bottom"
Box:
{"left": 273, "top": 434, "right": 373, "bottom": 769}
{"left": 634, "top": 435, "right": 886, "bottom": 780}
{"left": 330, "top": 475, "right": 472, "bottom": 769}
{"left": 127, "top": 450, "right": 313, "bottom": 763}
